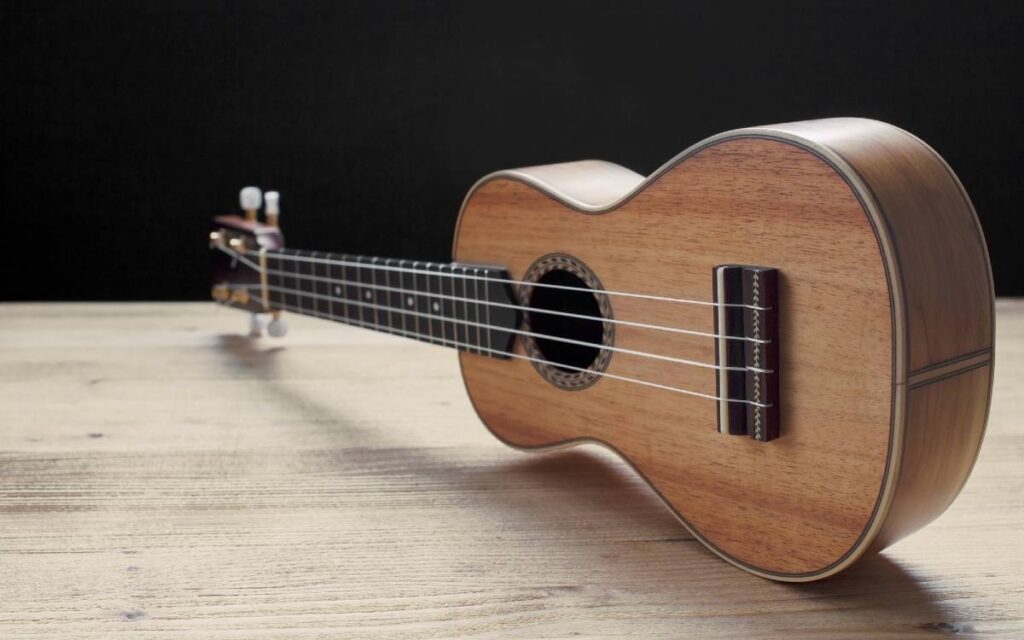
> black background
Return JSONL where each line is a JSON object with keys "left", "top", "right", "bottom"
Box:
{"left": 3, "top": 1, "right": 1022, "bottom": 300}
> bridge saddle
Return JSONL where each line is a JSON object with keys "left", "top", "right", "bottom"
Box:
{"left": 712, "top": 265, "right": 780, "bottom": 442}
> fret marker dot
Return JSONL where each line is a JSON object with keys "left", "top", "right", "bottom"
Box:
{"left": 334, "top": 286, "right": 341, "bottom": 295}
{"left": 432, "top": 302, "right": 440, "bottom": 312}
{"left": 406, "top": 296, "right": 414, "bottom": 307}
{"left": 364, "top": 291, "right": 372, "bottom": 300}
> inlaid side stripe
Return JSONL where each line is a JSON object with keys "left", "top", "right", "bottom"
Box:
{"left": 907, "top": 348, "right": 992, "bottom": 389}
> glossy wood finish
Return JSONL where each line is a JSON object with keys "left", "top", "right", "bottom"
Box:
{"left": 872, "top": 364, "right": 992, "bottom": 552}
{"left": 453, "top": 118, "right": 993, "bottom": 580}
{"left": 763, "top": 120, "right": 993, "bottom": 372}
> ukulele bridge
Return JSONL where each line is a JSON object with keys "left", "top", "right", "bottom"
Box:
{"left": 712, "top": 265, "right": 780, "bottom": 442}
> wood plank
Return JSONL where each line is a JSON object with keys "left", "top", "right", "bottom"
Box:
{"left": 0, "top": 301, "right": 1022, "bottom": 638}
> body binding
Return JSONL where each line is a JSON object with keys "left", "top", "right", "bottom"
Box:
{"left": 452, "top": 118, "right": 993, "bottom": 581}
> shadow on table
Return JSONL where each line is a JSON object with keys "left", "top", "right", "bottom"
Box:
{"left": 215, "top": 333, "right": 381, "bottom": 442}
{"left": 458, "top": 447, "right": 961, "bottom": 633}
{"left": 216, "top": 334, "right": 286, "bottom": 373}
{"left": 214, "top": 333, "right": 961, "bottom": 633}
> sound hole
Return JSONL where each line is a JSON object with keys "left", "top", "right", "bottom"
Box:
{"left": 528, "top": 269, "right": 604, "bottom": 372}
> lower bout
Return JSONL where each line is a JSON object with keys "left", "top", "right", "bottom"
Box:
{"left": 457, "top": 353, "right": 991, "bottom": 580}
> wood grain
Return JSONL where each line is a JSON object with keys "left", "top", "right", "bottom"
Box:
{"left": 456, "top": 133, "right": 895, "bottom": 578}
{"left": 453, "top": 119, "right": 992, "bottom": 580}
{"left": 0, "top": 301, "right": 1021, "bottom": 638}
{"left": 761, "top": 119, "right": 994, "bottom": 372}
{"left": 759, "top": 120, "right": 995, "bottom": 555}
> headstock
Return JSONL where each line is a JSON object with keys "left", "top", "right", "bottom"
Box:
{"left": 209, "top": 187, "right": 287, "bottom": 336}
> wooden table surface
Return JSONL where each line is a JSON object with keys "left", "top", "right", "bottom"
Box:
{"left": 1, "top": 302, "right": 1022, "bottom": 639}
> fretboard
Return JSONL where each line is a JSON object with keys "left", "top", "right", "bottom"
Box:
{"left": 263, "top": 248, "right": 519, "bottom": 357}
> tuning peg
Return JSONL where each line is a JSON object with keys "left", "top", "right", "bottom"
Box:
{"left": 267, "top": 311, "right": 288, "bottom": 338}
{"left": 264, "top": 191, "right": 280, "bottom": 228}
{"left": 240, "top": 186, "right": 262, "bottom": 222}
{"left": 249, "top": 313, "right": 265, "bottom": 337}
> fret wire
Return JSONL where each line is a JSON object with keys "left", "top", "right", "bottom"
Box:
{"left": 265, "top": 254, "right": 277, "bottom": 308}
{"left": 267, "top": 249, "right": 763, "bottom": 309}
{"left": 407, "top": 261, "right": 420, "bottom": 343}
{"left": 375, "top": 257, "right": 384, "bottom": 329}
{"left": 392, "top": 259, "right": 401, "bottom": 335}
{"left": 389, "top": 259, "right": 401, "bottom": 336}
{"left": 315, "top": 253, "right": 324, "bottom": 317}
{"left": 256, "top": 296, "right": 768, "bottom": 407}
{"left": 309, "top": 252, "right": 319, "bottom": 315}
{"left": 472, "top": 268, "right": 482, "bottom": 356}
{"left": 303, "top": 251, "right": 312, "bottom": 315}
{"left": 438, "top": 264, "right": 452, "bottom": 345}
{"left": 279, "top": 254, "right": 286, "bottom": 309}
{"left": 435, "top": 264, "right": 446, "bottom": 345}
{"left": 457, "top": 267, "right": 467, "bottom": 351}
{"left": 461, "top": 266, "right": 474, "bottom": 354}
{"left": 319, "top": 255, "right": 327, "bottom": 319}
{"left": 274, "top": 251, "right": 286, "bottom": 309}
{"left": 325, "top": 253, "right": 335, "bottom": 321}
{"left": 453, "top": 265, "right": 464, "bottom": 353}
{"left": 460, "top": 266, "right": 470, "bottom": 351}
{"left": 339, "top": 257, "right": 352, "bottom": 321}
{"left": 432, "top": 263, "right": 446, "bottom": 344}
{"left": 457, "top": 265, "right": 472, "bottom": 355}
{"left": 313, "top": 252, "right": 322, "bottom": 316}
{"left": 363, "top": 257, "right": 373, "bottom": 328}
{"left": 482, "top": 269, "right": 493, "bottom": 355}
{"left": 430, "top": 264, "right": 442, "bottom": 345}
{"left": 296, "top": 251, "right": 303, "bottom": 317}
{"left": 449, "top": 265, "right": 461, "bottom": 348}
{"left": 423, "top": 263, "right": 436, "bottom": 345}
{"left": 303, "top": 251, "right": 311, "bottom": 317}
{"left": 416, "top": 263, "right": 428, "bottom": 345}
{"left": 294, "top": 251, "right": 304, "bottom": 315}
{"left": 296, "top": 252, "right": 303, "bottom": 313}
{"left": 354, "top": 257, "right": 365, "bottom": 327}
{"left": 433, "top": 264, "right": 444, "bottom": 345}
{"left": 383, "top": 257, "right": 395, "bottom": 331}
{"left": 391, "top": 259, "right": 400, "bottom": 330}
{"left": 325, "top": 253, "right": 334, "bottom": 319}
{"left": 400, "top": 259, "right": 409, "bottom": 336}
{"left": 348, "top": 258, "right": 361, "bottom": 327}
{"left": 380, "top": 257, "right": 391, "bottom": 331}
{"left": 311, "top": 252, "right": 323, "bottom": 319}
{"left": 418, "top": 263, "right": 430, "bottom": 345}
{"left": 369, "top": 257, "right": 380, "bottom": 330}
{"left": 402, "top": 259, "right": 412, "bottom": 337}
{"left": 386, "top": 258, "right": 396, "bottom": 331}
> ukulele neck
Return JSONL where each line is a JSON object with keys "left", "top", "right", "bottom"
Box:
{"left": 260, "top": 248, "right": 520, "bottom": 357}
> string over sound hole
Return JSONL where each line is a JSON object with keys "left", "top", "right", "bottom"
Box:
{"left": 519, "top": 254, "right": 613, "bottom": 390}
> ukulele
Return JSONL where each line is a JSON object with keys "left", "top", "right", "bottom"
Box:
{"left": 209, "top": 117, "right": 993, "bottom": 582}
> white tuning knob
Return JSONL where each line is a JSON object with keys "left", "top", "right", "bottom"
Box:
{"left": 267, "top": 312, "right": 288, "bottom": 338}
{"left": 264, "top": 191, "right": 280, "bottom": 227}
{"left": 249, "top": 313, "right": 265, "bottom": 337}
{"left": 240, "top": 186, "right": 262, "bottom": 221}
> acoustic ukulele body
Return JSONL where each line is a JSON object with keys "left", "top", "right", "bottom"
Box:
{"left": 452, "top": 118, "right": 993, "bottom": 581}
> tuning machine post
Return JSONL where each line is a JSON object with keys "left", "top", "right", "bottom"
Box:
{"left": 264, "top": 191, "right": 280, "bottom": 228}
{"left": 240, "top": 186, "right": 262, "bottom": 222}
{"left": 216, "top": 187, "right": 287, "bottom": 338}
